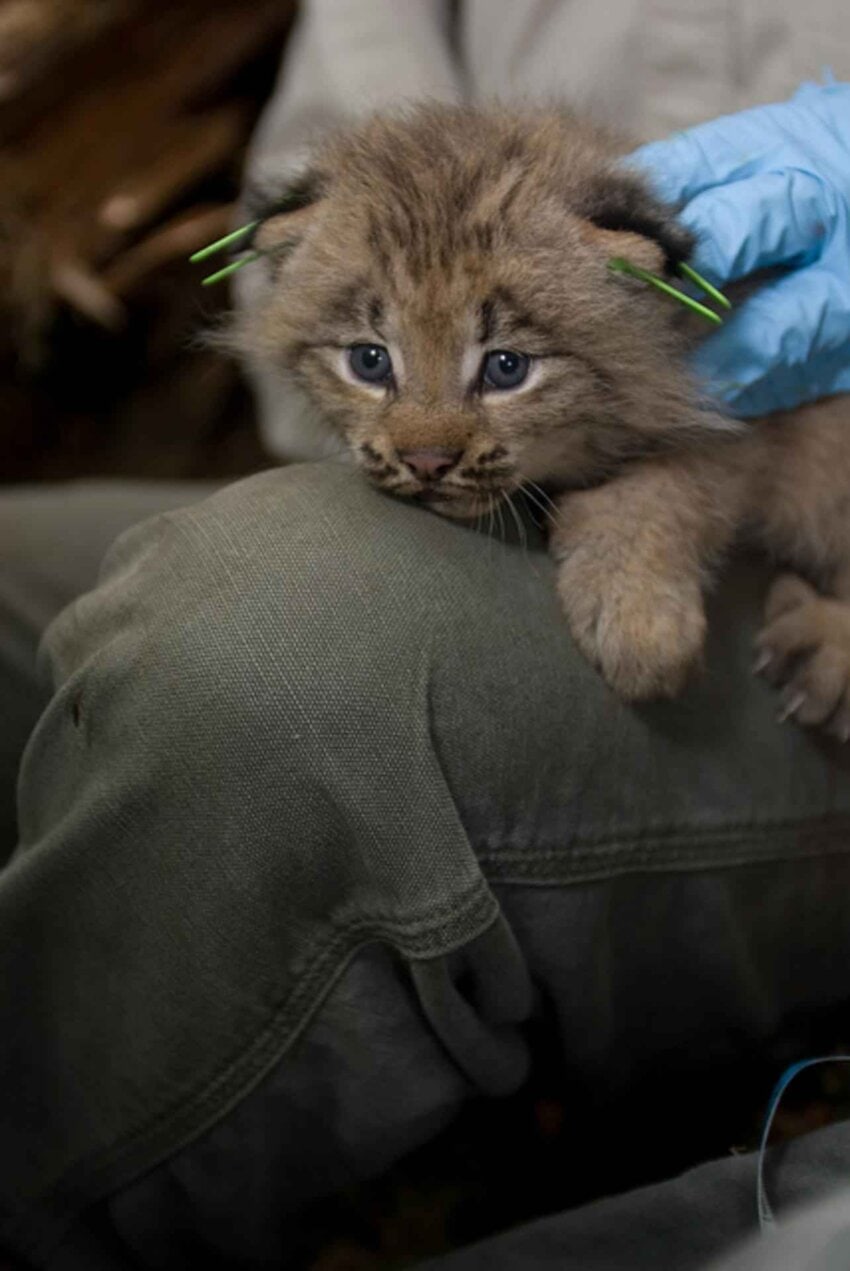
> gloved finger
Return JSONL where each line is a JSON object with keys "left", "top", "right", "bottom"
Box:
{"left": 627, "top": 104, "right": 795, "bottom": 204}
{"left": 680, "top": 168, "right": 838, "bottom": 283}
{"left": 691, "top": 258, "right": 850, "bottom": 414}
{"left": 627, "top": 133, "right": 719, "bottom": 205}
{"left": 729, "top": 345, "right": 850, "bottom": 417}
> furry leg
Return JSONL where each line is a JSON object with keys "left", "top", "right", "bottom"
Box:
{"left": 551, "top": 449, "right": 749, "bottom": 700}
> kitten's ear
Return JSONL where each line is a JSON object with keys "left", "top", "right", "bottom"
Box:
{"left": 245, "top": 167, "right": 326, "bottom": 267}
{"left": 575, "top": 170, "right": 695, "bottom": 275}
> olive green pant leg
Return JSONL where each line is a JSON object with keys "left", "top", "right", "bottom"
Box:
{"left": 5, "top": 462, "right": 850, "bottom": 1266}
{"left": 0, "top": 482, "right": 211, "bottom": 863}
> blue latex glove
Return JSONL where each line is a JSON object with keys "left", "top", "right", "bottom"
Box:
{"left": 630, "top": 82, "right": 850, "bottom": 417}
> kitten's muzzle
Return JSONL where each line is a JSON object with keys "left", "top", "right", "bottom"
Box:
{"left": 398, "top": 448, "right": 462, "bottom": 482}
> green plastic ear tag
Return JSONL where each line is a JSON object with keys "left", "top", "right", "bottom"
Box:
{"left": 607, "top": 257, "right": 731, "bottom": 326}
{"left": 189, "top": 221, "right": 259, "bottom": 285}
{"left": 677, "top": 261, "right": 732, "bottom": 310}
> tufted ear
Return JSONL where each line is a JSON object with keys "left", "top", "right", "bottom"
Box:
{"left": 244, "top": 167, "right": 327, "bottom": 269}
{"left": 575, "top": 169, "right": 695, "bottom": 275}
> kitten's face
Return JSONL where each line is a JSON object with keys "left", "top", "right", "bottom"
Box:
{"left": 242, "top": 107, "right": 705, "bottom": 516}
{"left": 276, "top": 248, "right": 618, "bottom": 519}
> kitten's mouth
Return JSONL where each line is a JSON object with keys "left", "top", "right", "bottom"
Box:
{"left": 415, "top": 488, "right": 492, "bottom": 519}
{"left": 357, "top": 449, "right": 517, "bottom": 519}
{"left": 370, "top": 473, "right": 508, "bottom": 519}
{"left": 410, "top": 483, "right": 515, "bottom": 521}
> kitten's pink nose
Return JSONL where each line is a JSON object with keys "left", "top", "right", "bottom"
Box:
{"left": 399, "top": 448, "right": 461, "bottom": 482}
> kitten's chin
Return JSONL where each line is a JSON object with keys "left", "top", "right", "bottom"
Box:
{"left": 414, "top": 488, "right": 498, "bottom": 521}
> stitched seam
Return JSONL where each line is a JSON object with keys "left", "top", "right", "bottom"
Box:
{"left": 479, "top": 820, "right": 850, "bottom": 880}
{"left": 475, "top": 811, "right": 850, "bottom": 860}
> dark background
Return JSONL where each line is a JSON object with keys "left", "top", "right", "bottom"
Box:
{"left": 1, "top": 0, "right": 291, "bottom": 485}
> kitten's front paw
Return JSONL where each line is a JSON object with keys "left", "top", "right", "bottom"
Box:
{"left": 556, "top": 555, "right": 706, "bottom": 700}
{"left": 755, "top": 574, "right": 850, "bottom": 740}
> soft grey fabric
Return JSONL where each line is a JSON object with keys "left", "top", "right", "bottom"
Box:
{"left": 707, "top": 1189, "right": 850, "bottom": 1271}
{"left": 417, "top": 1118, "right": 850, "bottom": 1271}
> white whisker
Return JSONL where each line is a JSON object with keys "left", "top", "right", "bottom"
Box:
{"left": 494, "top": 493, "right": 507, "bottom": 543}
{"left": 525, "top": 479, "right": 558, "bottom": 514}
{"left": 505, "top": 491, "right": 528, "bottom": 553}
{"left": 520, "top": 481, "right": 559, "bottom": 529}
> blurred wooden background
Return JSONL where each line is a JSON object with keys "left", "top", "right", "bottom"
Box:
{"left": 0, "top": 0, "right": 296, "bottom": 483}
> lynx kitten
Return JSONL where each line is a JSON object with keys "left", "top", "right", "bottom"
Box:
{"left": 235, "top": 104, "right": 850, "bottom": 739}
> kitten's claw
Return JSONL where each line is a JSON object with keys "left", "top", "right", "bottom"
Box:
{"left": 777, "top": 691, "right": 806, "bottom": 724}
{"left": 757, "top": 574, "right": 850, "bottom": 738}
{"left": 752, "top": 649, "right": 773, "bottom": 676}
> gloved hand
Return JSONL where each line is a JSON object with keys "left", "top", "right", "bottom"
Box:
{"left": 630, "top": 81, "right": 850, "bottom": 417}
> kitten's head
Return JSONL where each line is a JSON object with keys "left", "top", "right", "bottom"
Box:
{"left": 238, "top": 105, "right": 714, "bottom": 516}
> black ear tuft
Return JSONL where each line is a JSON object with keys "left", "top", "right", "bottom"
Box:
{"left": 232, "top": 170, "right": 327, "bottom": 276}
{"left": 242, "top": 169, "right": 326, "bottom": 250}
{"left": 577, "top": 171, "right": 695, "bottom": 273}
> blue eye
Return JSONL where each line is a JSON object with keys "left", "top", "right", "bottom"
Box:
{"left": 348, "top": 344, "right": 393, "bottom": 384}
{"left": 482, "top": 349, "right": 530, "bottom": 390}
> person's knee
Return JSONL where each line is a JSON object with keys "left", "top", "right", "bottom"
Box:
{"left": 34, "top": 465, "right": 466, "bottom": 811}
{"left": 24, "top": 462, "right": 503, "bottom": 956}
{"left": 115, "top": 464, "right": 451, "bottom": 740}
{"left": 24, "top": 461, "right": 555, "bottom": 882}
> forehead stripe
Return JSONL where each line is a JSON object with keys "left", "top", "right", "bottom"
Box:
{"left": 481, "top": 287, "right": 560, "bottom": 345}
